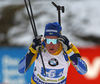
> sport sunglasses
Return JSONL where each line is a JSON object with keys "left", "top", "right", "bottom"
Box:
{"left": 45, "top": 38, "right": 58, "bottom": 44}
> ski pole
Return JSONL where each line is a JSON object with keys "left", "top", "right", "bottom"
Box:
{"left": 52, "top": 2, "right": 65, "bottom": 26}
{"left": 24, "top": 0, "right": 37, "bottom": 36}
{"left": 24, "top": 0, "right": 46, "bottom": 75}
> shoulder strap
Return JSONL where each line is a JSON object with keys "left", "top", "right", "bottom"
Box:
{"left": 63, "top": 49, "right": 69, "bottom": 62}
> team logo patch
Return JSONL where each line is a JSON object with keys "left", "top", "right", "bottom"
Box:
{"left": 48, "top": 58, "right": 59, "bottom": 66}
{"left": 43, "top": 49, "right": 46, "bottom": 53}
{"left": 49, "top": 32, "right": 53, "bottom": 35}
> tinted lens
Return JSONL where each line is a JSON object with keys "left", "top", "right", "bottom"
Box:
{"left": 45, "top": 39, "right": 58, "bottom": 44}
{"left": 46, "top": 39, "right": 51, "bottom": 44}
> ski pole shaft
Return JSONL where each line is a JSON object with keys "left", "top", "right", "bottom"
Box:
{"left": 28, "top": 0, "right": 38, "bottom": 37}
{"left": 58, "top": 9, "right": 61, "bottom": 25}
{"left": 24, "top": 0, "right": 36, "bottom": 36}
{"left": 24, "top": 0, "right": 46, "bottom": 75}
{"left": 39, "top": 47, "right": 46, "bottom": 75}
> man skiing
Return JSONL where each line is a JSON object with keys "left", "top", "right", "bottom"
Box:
{"left": 18, "top": 22, "right": 87, "bottom": 84}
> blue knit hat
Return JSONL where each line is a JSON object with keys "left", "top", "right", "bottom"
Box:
{"left": 44, "top": 22, "right": 62, "bottom": 37}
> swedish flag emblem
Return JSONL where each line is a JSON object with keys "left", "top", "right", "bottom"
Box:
{"left": 49, "top": 32, "right": 53, "bottom": 35}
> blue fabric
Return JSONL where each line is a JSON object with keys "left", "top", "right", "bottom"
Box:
{"left": 18, "top": 56, "right": 26, "bottom": 74}
{"left": 26, "top": 54, "right": 33, "bottom": 70}
{"left": 77, "top": 57, "right": 87, "bottom": 75}
{"left": 70, "top": 54, "right": 78, "bottom": 65}
{"left": 44, "top": 22, "right": 62, "bottom": 37}
{"left": 18, "top": 66, "right": 25, "bottom": 73}
{"left": 63, "top": 53, "right": 69, "bottom": 62}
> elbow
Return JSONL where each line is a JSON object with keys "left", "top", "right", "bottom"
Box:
{"left": 18, "top": 62, "right": 26, "bottom": 74}
{"left": 18, "top": 57, "right": 26, "bottom": 74}
{"left": 77, "top": 57, "right": 88, "bottom": 75}
{"left": 78, "top": 65, "right": 88, "bottom": 75}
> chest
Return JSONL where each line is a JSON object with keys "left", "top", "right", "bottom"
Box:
{"left": 36, "top": 50, "right": 70, "bottom": 69}
{"left": 34, "top": 50, "right": 70, "bottom": 79}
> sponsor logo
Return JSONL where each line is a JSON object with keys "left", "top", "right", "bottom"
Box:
{"left": 1, "top": 55, "right": 26, "bottom": 84}
{"left": 41, "top": 68, "right": 64, "bottom": 78}
{"left": 48, "top": 58, "right": 59, "bottom": 66}
{"left": 46, "top": 30, "right": 58, "bottom": 33}
{"left": 34, "top": 74, "right": 66, "bottom": 83}
{"left": 83, "top": 57, "right": 100, "bottom": 79}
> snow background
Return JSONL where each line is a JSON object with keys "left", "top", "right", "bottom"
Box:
{"left": 0, "top": 0, "right": 100, "bottom": 47}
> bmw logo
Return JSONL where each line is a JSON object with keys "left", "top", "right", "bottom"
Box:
{"left": 48, "top": 58, "right": 59, "bottom": 66}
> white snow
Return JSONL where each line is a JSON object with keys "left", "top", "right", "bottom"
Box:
{"left": 0, "top": 0, "right": 100, "bottom": 47}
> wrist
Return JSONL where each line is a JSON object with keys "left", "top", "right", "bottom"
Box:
{"left": 67, "top": 49, "right": 78, "bottom": 65}
{"left": 66, "top": 49, "right": 74, "bottom": 57}
{"left": 29, "top": 43, "right": 38, "bottom": 54}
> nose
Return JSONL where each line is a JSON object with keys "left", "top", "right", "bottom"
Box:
{"left": 49, "top": 42, "right": 54, "bottom": 49}
{"left": 50, "top": 42, "right": 54, "bottom": 46}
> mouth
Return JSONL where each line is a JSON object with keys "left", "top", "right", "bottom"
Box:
{"left": 48, "top": 48, "right": 55, "bottom": 54}
{"left": 50, "top": 49, "right": 54, "bottom": 50}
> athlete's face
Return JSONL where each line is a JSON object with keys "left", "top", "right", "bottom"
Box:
{"left": 45, "top": 36, "right": 60, "bottom": 54}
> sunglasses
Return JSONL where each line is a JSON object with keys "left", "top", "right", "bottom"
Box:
{"left": 45, "top": 38, "right": 58, "bottom": 44}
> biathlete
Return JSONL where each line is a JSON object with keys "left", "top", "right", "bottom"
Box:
{"left": 18, "top": 22, "right": 87, "bottom": 84}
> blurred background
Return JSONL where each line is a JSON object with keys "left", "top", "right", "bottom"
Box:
{"left": 0, "top": 0, "right": 100, "bottom": 84}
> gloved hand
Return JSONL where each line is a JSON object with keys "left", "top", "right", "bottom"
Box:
{"left": 27, "top": 35, "right": 42, "bottom": 56}
{"left": 58, "top": 35, "right": 78, "bottom": 65}
{"left": 32, "top": 35, "right": 43, "bottom": 51}
{"left": 58, "top": 35, "right": 70, "bottom": 51}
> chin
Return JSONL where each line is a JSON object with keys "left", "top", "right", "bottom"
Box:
{"left": 48, "top": 50, "right": 56, "bottom": 54}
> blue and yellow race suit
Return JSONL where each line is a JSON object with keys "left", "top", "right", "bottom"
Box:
{"left": 18, "top": 41, "right": 87, "bottom": 84}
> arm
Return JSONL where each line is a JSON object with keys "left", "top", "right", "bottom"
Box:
{"left": 67, "top": 48, "right": 87, "bottom": 75}
{"left": 18, "top": 43, "right": 38, "bottom": 74}
{"left": 58, "top": 35, "right": 87, "bottom": 75}
{"left": 70, "top": 43, "right": 81, "bottom": 58}
{"left": 18, "top": 35, "right": 42, "bottom": 74}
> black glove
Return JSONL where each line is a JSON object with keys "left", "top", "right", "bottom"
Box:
{"left": 27, "top": 35, "right": 42, "bottom": 56}
{"left": 32, "top": 35, "right": 43, "bottom": 51}
{"left": 58, "top": 35, "right": 70, "bottom": 51}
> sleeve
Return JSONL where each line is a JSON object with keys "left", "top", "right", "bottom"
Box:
{"left": 69, "top": 43, "right": 81, "bottom": 57}
{"left": 67, "top": 43, "right": 87, "bottom": 75}
{"left": 18, "top": 41, "right": 45, "bottom": 74}
{"left": 18, "top": 43, "right": 38, "bottom": 74}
